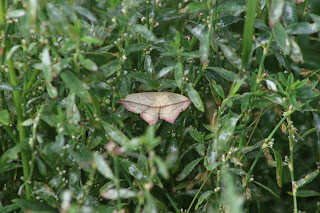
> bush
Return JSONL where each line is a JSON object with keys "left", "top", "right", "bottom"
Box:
{"left": 1, "top": 0, "right": 320, "bottom": 212}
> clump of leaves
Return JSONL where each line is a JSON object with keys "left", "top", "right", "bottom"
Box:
{"left": 1, "top": 0, "right": 320, "bottom": 213}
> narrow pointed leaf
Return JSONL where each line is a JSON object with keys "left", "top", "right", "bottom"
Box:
{"left": 187, "top": 84, "right": 204, "bottom": 112}
{"left": 274, "top": 23, "right": 290, "bottom": 55}
{"left": 119, "top": 158, "right": 148, "bottom": 182}
{"left": 0, "top": 110, "right": 10, "bottom": 125}
{"left": 286, "top": 22, "right": 320, "bottom": 35}
{"left": 200, "top": 31, "right": 210, "bottom": 63}
{"left": 218, "top": 43, "right": 242, "bottom": 70}
{"left": 176, "top": 158, "right": 202, "bottom": 181}
{"left": 93, "top": 152, "right": 114, "bottom": 180}
{"left": 296, "top": 169, "right": 319, "bottom": 189}
{"left": 60, "top": 70, "right": 92, "bottom": 103}
{"left": 272, "top": 148, "right": 283, "bottom": 187}
{"left": 101, "top": 188, "right": 135, "bottom": 200}
{"left": 174, "top": 62, "right": 183, "bottom": 89}
{"left": 102, "top": 122, "right": 130, "bottom": 147}
{"left": 133, "top": 24, "right": 157, "bottom": 41}
{"left": 217, "top": 114, "right": 241, "bottom": 147}
{"left": 269, "top": 0, "right": 284, "bottom": 28}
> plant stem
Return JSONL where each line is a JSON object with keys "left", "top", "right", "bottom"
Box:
{"left": 241, "top": 111, "right": 293, "bottom": 192}
{"left": 257, "top": 33, "right": 273, "bottom": 80}
{"left": 186, "top": 171, "right": 213, "bottom": 213}
{"left": 287, "top": 116, "right": 298, "bottom": 213}
{"left": 165, "top": 192, "right": 179, "bottom": 213}
{"left": 0, "top": 0, "right": 5, "bottom": 24}
{"left": 7, "top": 58, "right": 31, "bottom": 200}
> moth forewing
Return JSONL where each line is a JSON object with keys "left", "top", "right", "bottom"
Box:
{"left": 140, "top": 107, "right": 160, "bottom": 125}
{"left": 121, "top": 92, "right": 191, "bottom": 125}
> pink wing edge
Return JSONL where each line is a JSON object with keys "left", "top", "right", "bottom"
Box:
{"left": 140, "top": 112, "right": 159, "bottom": 125}
{"left": 160, "top": 99, "right": 191, "bottom": 124}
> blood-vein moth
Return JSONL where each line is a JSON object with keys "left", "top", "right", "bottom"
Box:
{"left": 120, "top": 92, "right": 191, "bottom": 125}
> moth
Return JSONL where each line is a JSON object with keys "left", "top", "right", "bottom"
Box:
{"left": 120, "top": 92, "right": 191, "bottom": 125}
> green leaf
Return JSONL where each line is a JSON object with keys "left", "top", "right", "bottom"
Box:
{"left": 217, "top": 3, "right": 246, "bottom": 12}
{"left": 100, "top": 59, "right": 121, "bottom": 78}
{"left": 35, "top": 158, "right": 47, "bottom": 176}
{"left": 195, "top": 191, "right": 215, "bottom": 210}
{"left": 5, "top": 45, "right": 22, "bottom": 61}
{"left": 187, "top": 84, "right": 204, "bottom": 112}
{"left": 1, "top": 140, "right": 28, "bottom": 169}
{"left": 230, "top": 78, "right": 245, "bottom": 96}
{"left": 42, "top": 47, "right": 53, "bottom": 83}
{"left": 207, "top": 67, "right": 238, "bottom": 82}
{"left": 73, "top": 5, "right": 97, "bottom": 22}
{"left": 288, "top": 190, "right": 320, "bottom": 197}
{"left": 176, "top": 158, "right": 202, "bottom": 181}
{"left": 60, "top": 70, "right": 92, "bottom": 103}
{"left": 93, "top": 152, "right": 114, "bottom": 180}
{"left": 296, "top": 169, "right": 319, "bottom": 189}
{"left": 46, "top": 83, "right": 58, "bottom": 99}
{"left": 273, "top": 23, "right": 290, "bottom": 55}
{"left": 263, "top": 93, "right": 285, "bottom": 106}
{"left": 184, "top": 2, "right": 204, "bottom": 13}
{"left": 241, "top": 0, "right": 258, "bottom": 66}
{"left": 174, "top": 62, "right": 183, "bottom": 89}
{"left": 0, "top": 204, "right": 20, "bottom": 213}
{"left": 125, "top": 43, "right": 148, "bottom": 55}
{"left": 102, "top": 122, "right": 130, "bottom": 147}
{"left": 217, "top": 114, "right": 241, "bottom": 147}
{"left": 253, "top": 180, "right": 280, "bottom": 198}
{"left": 174, "top": 31, "right": 181, "bottom": 48}
{"left": 269, "top": 0, "right": 284, "bottom": 28}
{"left": 88, "top": 136, "right": 103, "bottom": 150}
{"left": 309, "top": 13, "right": 320, "bottom": 22}
{"left": 221, "top": 169, "right": 244, "bottom": 213}
{"left": 33, "top": 182, "right": 59, "bottom": 208}
{"left": 12, "top": 199, "right": 56, "bottom": 213}
{"left": 0, "top": 110, "right": 10, "bottom": 125}
{"left": 241, "top": 93, "right": 250, "bottom": 111}
{"left": 78, "top": 54, "right": 98, "bottom": 71}
{"left": 218, "top": 43, "right": 242, "bottom": 70}
{"left": 0, "top": 83, "right": 20, "bottom": 91}
{"left": 200, "top": 31, "right": 210, "bottom": 63}
{"left": 156, "top": 66, "right": 175, "bottom": 79}
{"left": 6, "top": 9, "right": 26, "bottom": 18}
{"left": 133, "top": 24, "right": 157, "bottom": 41}
{"left": 0, "top": 163, "right": 22, "bottom": 173}
{"left": 288, "top": 94, "right": 301, "bottom": 110}
{"left": 205, "top": 138, "right": 219, "bottom": 171}
{"left": 286, "top": 22, "right": 320, "bottom": 34}
{"left": 119, "top": 158, "right": 148, "bottom": 182}
{"left": 81, "top": 36, "right": 103, "bottom": 45}
{"left": 154, "top": 156, "right": 169, "bottom": 179}
{"left": 289, "top": 38, "right": 303, "bottom": 63}
{"left": 212, "top": 81, "right": 225, "bottom": 99}
{"left": 144, "top": 55, "right": 154, "bottom": 73}
{"left": 282, "top": 0, "right": 297, "bottom": 26}
{"left": 272, "top": 148, "right": 283, "bottom": 187}
{"left": 100, "top": 188, "right": 136, "bottom": 200}
{"left": 189, "top": 128, "right": 203, "bottom": 143}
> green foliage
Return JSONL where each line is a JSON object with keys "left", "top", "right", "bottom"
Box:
{"left": 1, "top": 0, "right": 320, "bottom": 212}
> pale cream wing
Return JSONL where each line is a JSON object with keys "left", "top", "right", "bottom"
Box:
{"left": 120, "top": 100, "right": 149, "bottom": 114}
{"left": 140, "top": 107, "right": 160, "bottom": 125}
{"left": 123, "top": 92, "right": 159, "bottom": 107}
{"left": 121, "top": 92, "right": 190, "bottom": 125}
{"left": 160, "top": 99, "right": 191, "bottom": 123}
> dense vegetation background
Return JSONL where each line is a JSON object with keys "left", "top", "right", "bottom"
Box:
{"left": 1, "top": 0, "right": 320, "bottom": 212}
